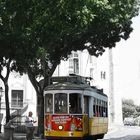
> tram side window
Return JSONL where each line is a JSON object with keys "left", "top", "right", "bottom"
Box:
{"left": 45, "top": 94, "right": 53, "bottom": 113}
{"left": 95, "top": 99, "right": 100, "bottom": 117}
{"left": 93, "top": 98, "right": 98, "bottom": 117}
{"left": 93, "top": 98, "right": 108, "bottom": 117}
{"left": 100, "top": 100, "right": 103, "bottom": 117}
{"left": 93, "top": 98, "right": 101, "bottom": 117}
{"left": 69, "top": 93, "right": 82, "bottom": 114}
{"left": 102, "top": 101, "right": 105, "bottom": 117}
{"left": 99, "top": 100, "right": 101, "bottom": 117}
{"left": 105, "top": 102, "right": 108, "bottom": 117}
{"left": 101, "top": 101, "right": 103, "bottom": 117}
{"left": 93, "top": 98, "right": 96, "bottom": 116}
{"left": 99, "top": 100, "right": 103, "bottom": 117}
{"left": 101, "top": 101, "right": 108, "bottom": 117}
{"left": 55, "top": 93, "right": 67, "bottom": 113}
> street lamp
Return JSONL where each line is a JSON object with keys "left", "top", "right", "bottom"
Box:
{"left": 0, "top": 87, "right": 4, "bottom": 133}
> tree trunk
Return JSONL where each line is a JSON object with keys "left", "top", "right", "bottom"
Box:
{"left": 4, "top": 83, "right": 10, "bottom": 123}
{"left": 0, "top": 59, "right": 11, "bottom": 123}
{"left": 27, "top": 62, "right": 57, "bottom": 138}
{"left": 37, "top": 94, "right": 44, "bottom": 138}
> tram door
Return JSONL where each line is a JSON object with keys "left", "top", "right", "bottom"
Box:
{"left": 84, "top": 96, "right": 89, "bottom": 134}
{"left": 84, "top": 96, "right": 89, "bottom": 114}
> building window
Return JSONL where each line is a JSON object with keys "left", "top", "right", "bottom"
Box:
{"left": 69, "top": 52, "right": 79, "bottom": 74}
{"left": 11, "top": 90, "right": 23, "bottom": 108}
{"left": 73, "top": 58, "right": 79, "bottom": 74}
{"left": 73, "top": 52, "right": 78, "bottom": 57}
{"left": 101, "top": 71, "right": 106, "bottom": 79}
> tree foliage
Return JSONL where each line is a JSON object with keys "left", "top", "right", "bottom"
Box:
{"left": 32, "top": 0, "right": 140, "bottom": 57}
{"left": 122, "top": 99, "right": 140, "bottom": 119}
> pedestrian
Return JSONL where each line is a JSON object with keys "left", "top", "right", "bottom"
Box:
{"left": 25, "top": 111, "right": 36, "bottom": 140}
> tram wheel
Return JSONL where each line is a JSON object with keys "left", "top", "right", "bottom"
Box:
{"left": 97, "top": 134, "right": 104, "bottom": 139}
{"left": 83, "top": 136, "right": 97, "bottom": 140}
{"left": 84, "top": 134, "right": 105, "bottom": 140}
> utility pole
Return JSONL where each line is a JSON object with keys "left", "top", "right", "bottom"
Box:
{"left": 109, "top": 49, "right": 115, "bottom": 124}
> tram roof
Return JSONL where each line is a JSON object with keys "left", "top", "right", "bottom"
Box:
{"left": 44, "top": 78, "right": 107, "bottom": 97}
{"left": 45, "top": 81, "right": 90, "bottom": 90}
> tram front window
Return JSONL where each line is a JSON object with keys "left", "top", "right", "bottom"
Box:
{"left": 55, "top": 93, "right": 67, "bottom": 113}
{"left": 69, "top": 93, "right": 82, "bottom": 114}
{"left": 45, "top": 94, "right": 53, "bottom": 113}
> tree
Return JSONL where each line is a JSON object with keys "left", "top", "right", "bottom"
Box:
{"left": 122, "top": 99, "right": 140, "bottom": 119}
{"left": 0, "top": 0, "right": 39, "bottom": 123}
{"left": 122, "top": 99, "right": 136, "bottom": 119}
{"left": 0, "top": 0, "right": 139, "bottom": 137}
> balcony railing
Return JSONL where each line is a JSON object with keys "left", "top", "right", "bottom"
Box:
{"left": 11, "top": 101, "right": 23, "bottom": 108}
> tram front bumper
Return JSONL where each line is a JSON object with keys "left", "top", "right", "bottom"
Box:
{"left": 45, "top": 130, "right": 84, "bottom": 138}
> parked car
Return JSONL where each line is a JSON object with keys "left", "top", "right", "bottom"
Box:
{"left": 134, "top": 116, "right": 140, "bottom": 126}
{"left": 124, "top": 117, "right": 135, "bottom": 126}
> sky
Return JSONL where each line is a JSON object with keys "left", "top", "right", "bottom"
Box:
{"left": 113, "top": 14, "right": 140, "bottom": 105}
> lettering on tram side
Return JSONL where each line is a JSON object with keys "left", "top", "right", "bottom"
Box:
{"left": 52, "top": 115, "right": 71, "bottom": 124}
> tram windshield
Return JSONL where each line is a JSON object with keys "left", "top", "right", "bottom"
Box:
{"left": 55, "top": 93, "right": 67, "bottom": 113}
{"left": 45, "top": 93, "right": 82, "bottom": 114}
{"left": 45, "top": 94, "right": 53, "bottom": 113}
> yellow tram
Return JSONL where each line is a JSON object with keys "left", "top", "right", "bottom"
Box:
{"left": 44, "top": 75, "right": 108, "bottom": 140}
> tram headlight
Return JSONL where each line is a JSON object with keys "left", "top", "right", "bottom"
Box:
{"left": 58, "top": 125, "right": 63, "bottom": 130}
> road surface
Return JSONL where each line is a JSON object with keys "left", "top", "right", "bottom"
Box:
{"left": 102, "top": 125, "right": 140, "bottom": 140}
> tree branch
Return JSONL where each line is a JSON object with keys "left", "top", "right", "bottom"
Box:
{"left": 27, "top": 66, "right": 42, "bottom": 96}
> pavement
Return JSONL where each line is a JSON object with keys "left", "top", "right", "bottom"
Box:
{"left": 0, "top": 132, "right": 44, "bottom": 140}
{"left": 0, "top": 133, "right": 4, "bottom": 140}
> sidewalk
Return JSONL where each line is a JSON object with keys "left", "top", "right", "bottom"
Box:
{"left": 0, "top": 133, "right": 4, "bottom": 139}
{"left": 0, "top": 132, "right": 43, "bottom": 140}
{"left": 0, "top": 133, "right": 26, "bottom": 140}
{"left": 105, "top": 124, "right": 125, "bottom": 137}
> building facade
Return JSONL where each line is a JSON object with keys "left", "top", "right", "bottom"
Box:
{"left": 0, "top": 73, "right": 37, "bottom": 132}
